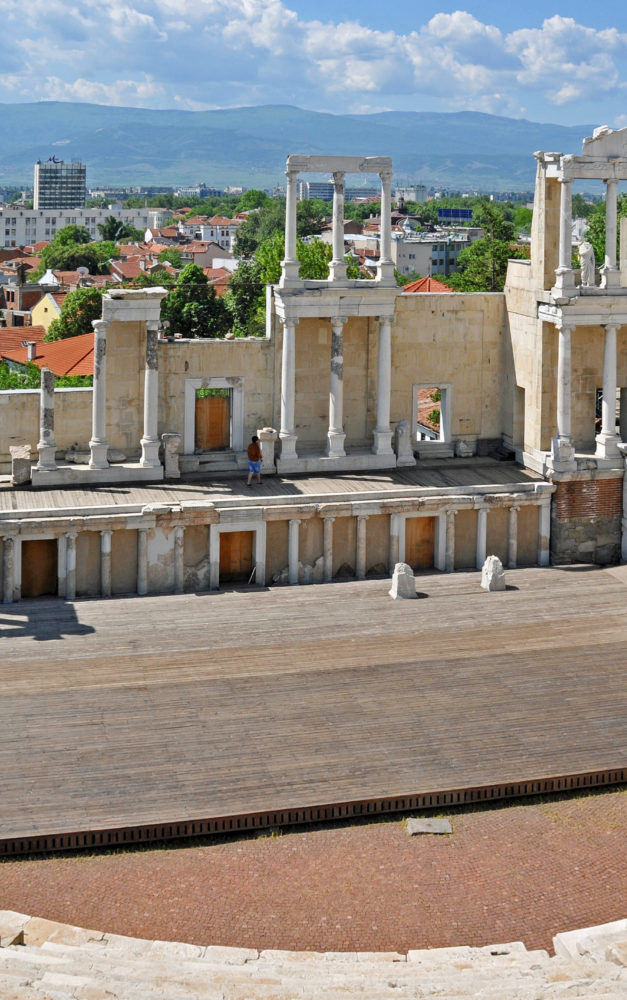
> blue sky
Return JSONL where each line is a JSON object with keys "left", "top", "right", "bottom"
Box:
{"left": 1, "top": 0, "right": 626, "bottom": 125}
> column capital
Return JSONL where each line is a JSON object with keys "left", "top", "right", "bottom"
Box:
{"left": 379, "top": 169, "right": 393, "bottom": 183}
{"left": 332, "top": 171, "right": 345, "bottom": 184}
{"left": 356, "top": 513, "right": 369, "bottom": 522}
{"left": 289, "top": 517, "right": 302, "bottom": 526}
{"left": 555, "top": 321, "right": 575, "bottom": 334}
{"left": 322, "top": 514, "right": 336, "bottom": 524}
{"left": 92, "top": 318, "right": 109, "bottom": 333}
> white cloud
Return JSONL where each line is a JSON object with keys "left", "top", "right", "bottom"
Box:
{"left": 1, "top": 2, "right": 626, "bottom": 122}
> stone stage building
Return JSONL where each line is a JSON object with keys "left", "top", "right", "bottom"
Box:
{"left": 2, "top": 134, "right": 627, "bottom": 601}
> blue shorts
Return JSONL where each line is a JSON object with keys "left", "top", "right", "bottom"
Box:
{"left": 248, "top": 460, "right": 261, "bottom": 473}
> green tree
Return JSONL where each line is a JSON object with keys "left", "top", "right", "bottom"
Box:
{"left": 225, "top": 259, "right": 265, "bottom": 337}
{"left": 45, "top": 287, "right": 104, "bottom": 341}
{"left": 0, "top": 360, "right": 92, "bottom": 389}
{"left": 53, "top": 224, "right": 92, "bottom": 246}
{"left": 447, "top": 201, "right": 522, "bottom": 292}
{"left": 584, "top": 196, "right": 627, "bottom": 267}
{"left": 237, "top": 189, "right": 270, "bottom": 212}
{"left": 97, "top": 216, "right": 144, "bottom": 242}
{"left": 161, "top": 263, "right": 231, "bottom": 339}
{"left": 129, "top": 269, "right": 176, "bottom": 289}
{"left": 158, "top": 248, "right": 183, "bottom": 268}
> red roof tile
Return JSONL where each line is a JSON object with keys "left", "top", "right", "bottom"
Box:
{"left": 402, "top": 276, "right": 451, "bottom": 293}
{"left": 1, "top": 332, "right": 93, "bottom": 376}
{"left": 0, "top": 326, "right": 47, "bottom": 355}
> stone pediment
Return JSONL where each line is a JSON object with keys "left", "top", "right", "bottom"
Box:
{"left": 582, "top": 125, "right": 627, "bottom": 158}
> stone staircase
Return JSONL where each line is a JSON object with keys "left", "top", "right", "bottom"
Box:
{"left": 0, "top": 911, "right": 625, "bottom": 999}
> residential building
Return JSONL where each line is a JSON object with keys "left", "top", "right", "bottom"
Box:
{"left": 0, "top": 207, "right": 164, "bottom": 248}
{"left": 34, "top": 160, "right": 86, "bottom": 210}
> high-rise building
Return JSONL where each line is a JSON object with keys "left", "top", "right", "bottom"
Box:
{"left": 33, "top": 159, "right": 86, "bottom": 210}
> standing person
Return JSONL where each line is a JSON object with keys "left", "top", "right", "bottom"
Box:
{"left": 247, "top": 435, "right": 262, "bottom": 486}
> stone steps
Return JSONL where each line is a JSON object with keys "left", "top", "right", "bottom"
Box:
{"left": 1, "top": 911, "right": 626, "bottom": 1000}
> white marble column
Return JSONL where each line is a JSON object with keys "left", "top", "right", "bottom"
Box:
{"left": 100, "top": 529, "right": 112, "bottom": 598}
{"left": 538, "top": 500, "right": 551, "bottom": 567}
{"left": 373, "top": 318, "right": 394, "bottom": 456}
{"left": 279, "top": 322, "right": 298, "bottom": 461}
{"left": 89, "top": 319, "right": 110, "bottom": 469}
{"left": 356, "top": 515, "right": 368, "bottom": 580}
{"left": 65, "top": 531, "right": 77, "bottom": 601}
{"left": 288, "top": 518, "right": 301, "bottom": 585}
{"left": 36, "top": 368, "right": 57, "bottom": 470}
{"left": 601, "top": 179, "right": 620, "bottom": 289}
{"left": 137, "top": 527, "right": 148, "bottom": 596}
{"left": 140, "top": 323, "right": 161, "bottom": 468}
{"left": 329, "top": 172, "right": 347, "bottom": 282}
{"left": 553, "top": 179, "right": 575, "bottom": 296}
{"left": 551, "top": 324, "right": 576, "bottom": 470}
{"left": 327, "top": 317, "right": 346, "bottom": 458}
{"left": 2, "top": 535, "right": 15, "bottom": 604}
{"left": 507, "top": 505, "right": 519, "bottom": 569}
{"left": 445, "top": 510, "right": 456, "bottom": 573}
{"left": 280, "top": 169, "right": 300, "bottom": 287}
{"left": 174, "top": 525, "right": 184, "bottom": 594}
{"left": 323, "top": 516, "right": 335, "bottom": 582}
{"left": 596, "top": 324, "right": 620, "bottom": 458}
{"left": 377, "top": 170, "right": 395, "bottom": 284}
{"left": 476, "top": 507, "right": 488, "bottom": 569}
{"left": 620, "top": 389, "right": 627, "bottom": 443}
{"left": 389, "top": 513, "right": 400, "bottom": 572}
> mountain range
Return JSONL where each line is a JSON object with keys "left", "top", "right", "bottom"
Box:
{"left": 0, "top": 102, "right": 597, "bottom": 192}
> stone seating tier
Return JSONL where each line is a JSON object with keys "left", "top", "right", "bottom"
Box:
{"left": 0, "top": 911, "right": 625, "bottom": 999}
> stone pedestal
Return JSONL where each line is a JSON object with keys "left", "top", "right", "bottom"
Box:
{"left": 389, "top": 562, "right": 417, "bottom": 600}
{"left": 36, "top": 368, "right": 57, "bottom": 471}
{"left": 258, "top": 427, "right": 278, "bottom": 473}
{"left": 481, "top": 555, "right": 506, "bottom": 592}
{"left": 394, "top": 420, "right": 416, "bottom": 467}
{"left": 161, "top": 433, "right": 181, "bottom": 479}
{"left": 10, "top": 445, "right": 31, "bottom": 486}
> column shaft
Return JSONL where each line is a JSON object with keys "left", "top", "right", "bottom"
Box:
{"left": 137, "top": 528, "right": 148, "bottom": 595}
{"left": 356, "top": 515, "right": 368, "bottom": 580}
{"left": 329, "top": 172, "right": 347, "bottom": 281}
{"left": 557, "top": 325, "right": 572, "bottom": 441}
{"left": 279, "top": 322, "right": 298, "bottom": 460}
{"left": 174, "top": 525, "right": 185, "bottom": 594}
{"left": 323, "top": 516, "right": 335, "bottom": 582}
{"left": 327, "top": 318, "right": 346, "bottom": 457}
{"left": 100, "top": 529, "right": 112, "bottom": 598}
{"left": 37, "top": 368, "right": 57, "bottom": 470}
{"left": 280, "top": 169, "right": 299, "bottom": 286}
{"left": 373, "top": 318, "right": 393, "bottom": 455}
{"left": 538, "top": 502, "right": 551, "bottom": 567}
{"left": 476, "top": 508, "right": 488, "bottom": 569}
{"left": 140, "top": 325, "right": 161, "bottom": 468}
{"left": 65, "top": 532, "right": 77, "bottom": 602}
{"left": 288, "top": 518, "right": 301, "bottom": 585}
{"left": 2, "top": 536, "right": 15, "bottom": 604}
{"left": 445, "top": 510, "right": 456, "bottom": 573}
{"left": 377, "top": 171, "right": 394, "bottom": 283}
{"left": 553, "top": 179, "right": 574, "bottom": 293}
{"left": 597, "top": 324, "right": 620, "bottom": 457}
{"left": 89, "top": 319, "right": 109, "bottom": 469}
{"left": 389, "top": 514, "right": 400, "bottom": 572}
{"left": 507, "top": 506, "right": 518, "bottom": 569}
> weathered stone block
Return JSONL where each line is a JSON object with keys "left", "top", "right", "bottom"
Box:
{"left": 481, "top": 554, "right": 506, "bottom": 591}
{"left": 9, "top": 445, "right": 31, "bottom": 485}
{"left": 389, "top": 562, "right": 417, "bottom": 599}
{"left": 406, "top": 818, "right": 452, "bottom": 835}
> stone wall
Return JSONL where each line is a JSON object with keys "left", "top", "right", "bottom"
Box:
{"left": 550, "top": 477, "right": 622, "bottom": 564}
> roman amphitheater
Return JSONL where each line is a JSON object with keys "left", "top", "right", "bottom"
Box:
{"left": 0, "top": 139, "right": 625, "bottom": 997}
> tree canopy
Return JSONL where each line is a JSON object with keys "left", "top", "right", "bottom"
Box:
{"left": 45, "top": 287, "right": 104, "bottom": 342}
{"left": 446, "top": 201, "right": 524, "bottom": 292}
{"left": 97, "top": 216, "right": 145, "bottom": 242}
{"left": 0, "top": 360, "right": 92, "bottom": 389}
{"left": 161, "top": 263, "right": 230, "bottom": 339}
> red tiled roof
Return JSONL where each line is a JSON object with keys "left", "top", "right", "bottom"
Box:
{"left": 109, "top": 260, "right": 143, "bottom": 279}
{"left": 402, "top": 276, "right": 451, "bottom": 293}
{"left": 1, "top": 332, "right": 93, "bottom": 376}
{"left": 0, "top": 326, "right": 47, "bottom": 355}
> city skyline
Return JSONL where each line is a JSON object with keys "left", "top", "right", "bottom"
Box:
{"left": 0, "top": 1, "right": 626, "bottom": 127}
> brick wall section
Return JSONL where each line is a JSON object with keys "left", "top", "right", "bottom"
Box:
{"left": 554, "top": 478, "right": 622, "bottom": 521}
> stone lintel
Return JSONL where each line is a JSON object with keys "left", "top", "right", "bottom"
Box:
{"left": 286, "top": 154, "right": 392, "bottom": 175}
{"left": 263, "top": 506, "right": 317, "bottom": 522}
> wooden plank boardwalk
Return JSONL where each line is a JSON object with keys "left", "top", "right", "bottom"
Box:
{"left": 0, "top": 565, "right": 625, "bottom": 853}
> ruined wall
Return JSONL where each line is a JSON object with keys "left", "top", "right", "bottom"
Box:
{"left": 550, "top": 476, "right": 622, "bottom": 564}
{"left": 0, "top": 388, "right": 93, "bottom": 473}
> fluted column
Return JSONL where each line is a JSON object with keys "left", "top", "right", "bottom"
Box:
{"left": 280, "top": 169, "right": 300, "bottom": 287}
{"left": 377, "top": 170, "right": 395, "bottom": 283}
{"left": 356, "top": 514, "right": 368, "bottom": 580}
{"left": 279, "top": 321, "right": 298, "bottom": 461}
{"left": 329, "top": 172, "right": 347, "bottom": 282}
{"left": 36, "top": 368, "right": 57, "bottom": 470}
{"left": 100, "top": 529, "right": 112, "bottom": 597}
{"left": 596, "top": 323, "right": 620, "bottom": 458}
{"left": 65, "top": 531, "right": 77, "bottom": 601}
{"left": 551, "top": 323, "right": 576, "bottom": 470}
{"left": 137, "top": 527, "right": 148, "bottom": 596}
{"left": 507, "top": 506, "right": 519, "bottom": 569}
{"left": 601, "top": 179, "right": 620, "bottom": 289}
{"left": 373, "top": 318, "right": 394, "bottom": 455}
{"left": 476, "top": 507, "right": 488, "bottom": 569}
{"left": 323, "top": 516, "right": 335, "bottom": 583}
{"left": 288, "top": 518, "right": 301, "bottom": 585}
{"left": 327, "top": 317, "right": 346, "bottom": 458}
{"left": 174, "top": 525, "right": 184, "bottom": 594}
{"left": 2, "top": 535, "right": 15, "bottom": 604}
{"left": 89, "top": 319, "right": 109, "bottom": 469}
{"left": 553, "top": 178, "right": 575, "bottom": 296}
{"left": 140, "top": 323, "right": 161, "bottom": 468}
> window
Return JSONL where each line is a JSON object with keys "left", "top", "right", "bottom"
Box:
{"left": 413, "top": 384, "right": 451, "bottom": 445}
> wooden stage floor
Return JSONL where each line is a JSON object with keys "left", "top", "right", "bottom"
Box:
{"left": 0, "top": 565, "right": 625, "bottom": 852}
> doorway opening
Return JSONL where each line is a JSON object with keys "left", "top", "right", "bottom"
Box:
{"left": 195, "top": 387, "right": 232, "bottom": 451}
{"left": 21, "top": 538, "right": 57, "bottom": 597}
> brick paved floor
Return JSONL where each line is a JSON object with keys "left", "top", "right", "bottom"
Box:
{"left": 0, "top": 788, "right": 624, "bottom": 954}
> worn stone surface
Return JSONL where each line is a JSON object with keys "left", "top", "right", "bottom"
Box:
{"left": 389, "top": 562, "right": 417, "bottom": 599}
{"left": 394, "top": 420, "right": 416, "bottom": 467}
{"left": 9, "top": 446, "right": 31, "bottom": 486}
{"left": 406, "top": 818, "right": 453, "bottom": 836}
{"left": 481, "top": 555, "right": 506, "bottom": 591}
{"left": 161, "top": 433, "right": 181, "bottom": 479}
{"left": 550, "top": 515, "right": 621, "bottom": 566}
{"left": 66, "top": 450, "right": 127, "bottom": 465}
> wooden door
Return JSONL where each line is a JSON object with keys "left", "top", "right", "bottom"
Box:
{"left": 219, "top": 531, "right": 254, "bottom": 582}
{"left": 21, "top": 539, "right": 58, "bottom": 597}
{"left": 195, "top": 394, "right": 230, "bottom": 450}
{"left": 405, "top": 517, "right": 435, "bottom": 570}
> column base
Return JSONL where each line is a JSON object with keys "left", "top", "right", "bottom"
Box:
{"left": 376, "top": 261, "right": 396, "bottom": 286}
{"left": 279, "top": 261, "right": 300, "bottom": 288}
{"left": 88, "top": 441, "right": 110, "bottom": 470}
{"left": 326, "top": 430, "right": 346, "bottom": 458}
{"left": 329, "top": 261, "right": 347, "bottom": 282}
{"left": 279, "top": 432, "right": 298, "bottom": 461}
{"left": 36, "top": 444, "right": 57, "bottom": 471}
{"left": 595, "top": 432, "right": 621, "bottom": 459}
{"left": 551, "top": 268, "right": 577, "bottom": 300}
{"left": 140, "top": 438, "right": 162, "bottom": 468}
{"left": 600, "top": 266, "right": 621, "bottom": 290}
{"left": 372, "top": 429, "right": 394, "bottom": 457}
{"left": 549, "top": 435, "right": 576, "bottom": 472}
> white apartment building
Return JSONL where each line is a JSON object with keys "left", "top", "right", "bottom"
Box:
{"left": 0, "top": 208, "right": 167, "bottom": 248}
{"left": 177, "top": 216, "right": 241, "bottom": 252}
{"left": 392, "top": 231, "right": 482, "bottom": 277}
